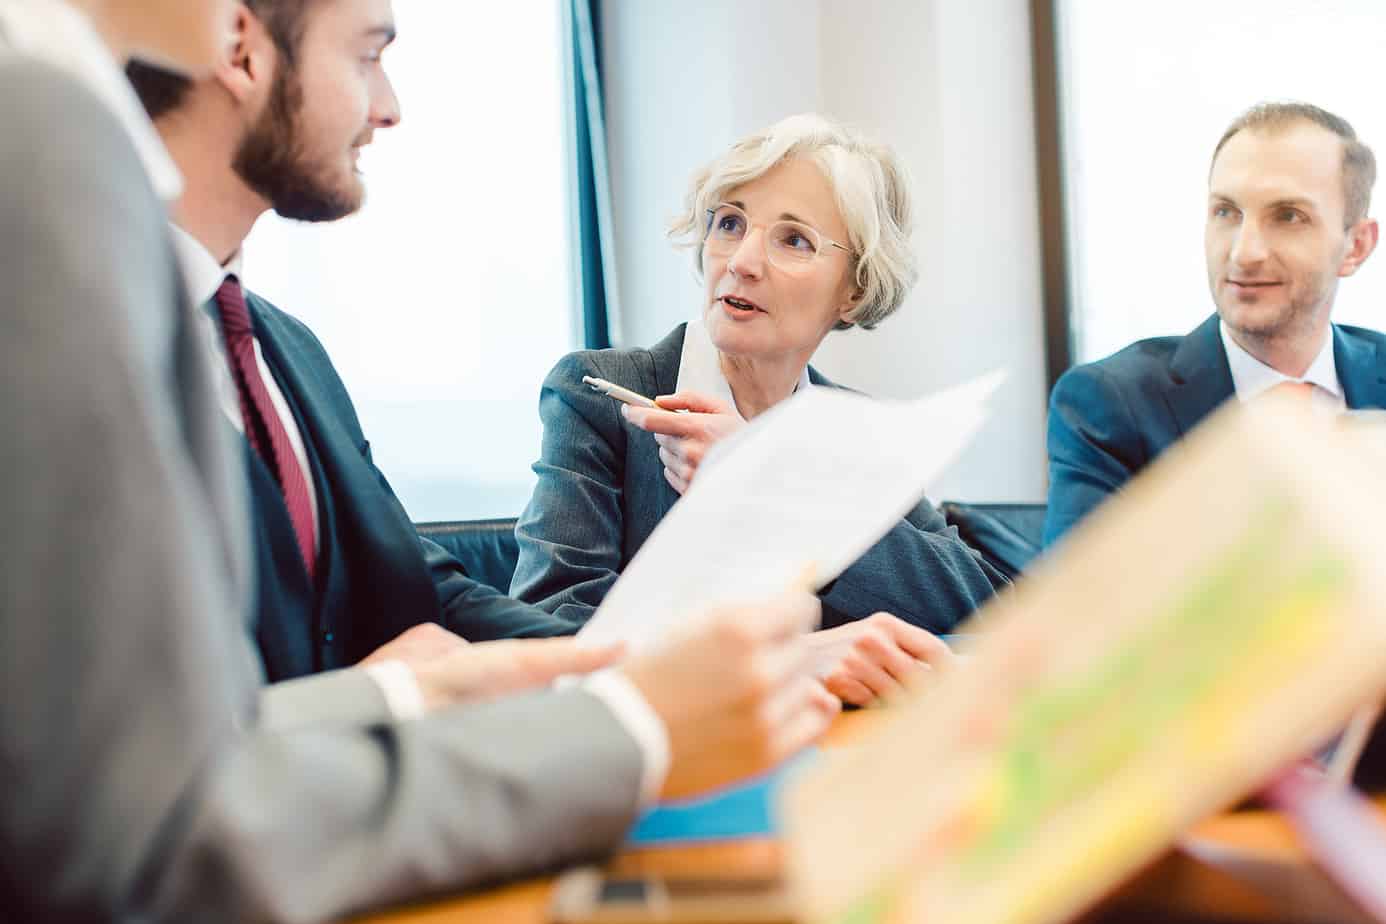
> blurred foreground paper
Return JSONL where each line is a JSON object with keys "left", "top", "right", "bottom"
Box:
{"left": 783, "top": 397, "right": 1386, "bottom": 924}
{"left": 575, "top": 371, "right": 1004, "bottom": 652}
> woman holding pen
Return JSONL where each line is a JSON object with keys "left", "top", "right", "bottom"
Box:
{"left": 510, "top": 114, "right": 1007, "bottom": 704}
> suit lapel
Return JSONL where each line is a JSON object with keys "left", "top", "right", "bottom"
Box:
{"left": 644, "top": 323, "right": 686, "bottom": 398}
{"left": 807, "top": 366, "right": 847, "bottom": 390}
{"left": 1165, "top": 314, "right": 1236, "bottom": 436}
{"left": 642, "top": 325, "right": 687, "bottom": 521}
{"left": 247, "top": 297, "right": 440, "bottom": 624}
{"left": 1334, "top": 325, "right": 1386, "bottom": 410}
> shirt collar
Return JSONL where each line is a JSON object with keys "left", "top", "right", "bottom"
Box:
{"left": 0, "top": 0, "right": 183, "bottom": 203}
{"left": 1219, "top": 319, "right": 1342, "bottom": 402}
{"left": 674, "top": 317, "right": 813, "bottom": 421}
{"left": 169, "top": 223, "right": 245, "bottom": 310}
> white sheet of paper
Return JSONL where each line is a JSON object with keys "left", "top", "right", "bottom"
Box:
{"left": 575, "top": 371, "right": 1004, "bottom": 652}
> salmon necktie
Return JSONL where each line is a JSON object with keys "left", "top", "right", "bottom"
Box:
{"left": 1263, "top": 379, "right": 1318, "bottom": 407}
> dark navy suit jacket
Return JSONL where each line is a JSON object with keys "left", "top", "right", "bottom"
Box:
{"left": 1044, "top": 314, "right": 1386, "bottom": 547}
{"left": 509, "top": 323, "right": 1009, "bottom": 634}
{"left": 241, "top": 292, "right": 569, "bottom": 682}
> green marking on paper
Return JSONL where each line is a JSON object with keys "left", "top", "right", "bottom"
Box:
{"left": 828, "top": 883, "right": 899, "bottom": 924}
{"left": 957, "top": 496, "right": 1347, "bottom": 877}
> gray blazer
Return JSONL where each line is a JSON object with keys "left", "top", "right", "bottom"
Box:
{"left": 1, "top": 56, "right": 642, "bottom": 922}
{"left": 511, "top": 324, "right": 1009, "bottom": 632}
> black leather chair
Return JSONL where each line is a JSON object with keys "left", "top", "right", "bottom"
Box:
{"left": 938, "top": 502, "right": 1046, "bottom": 581}
{"left": 416, "top": 518, "right": 520, "bottom": 593}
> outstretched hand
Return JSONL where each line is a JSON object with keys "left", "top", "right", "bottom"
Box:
{"left": 410, "top": 637, "right": 625, "bottom": 710}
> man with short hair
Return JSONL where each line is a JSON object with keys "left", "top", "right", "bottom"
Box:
{"left": 1045, "top": 101, "right": 1386, "bottom": 546}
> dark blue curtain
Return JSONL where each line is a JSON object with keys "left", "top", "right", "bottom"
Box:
{"left": 568, "top": 0, "right": 619, "bottom": 349}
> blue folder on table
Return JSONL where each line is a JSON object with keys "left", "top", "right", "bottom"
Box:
{"left": 626, "top": 750, "right": 818, "bottom": 845}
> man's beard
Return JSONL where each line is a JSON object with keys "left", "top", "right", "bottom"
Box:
{"left": 1219, "top": 270, "right": 1333, "bottom": 342}
{"left": 232, "top": 66, "right": 363, "bottom": 223}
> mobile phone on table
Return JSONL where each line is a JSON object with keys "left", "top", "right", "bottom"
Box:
{"left": 549, "top": 867, "right": 794, "bottom": 923}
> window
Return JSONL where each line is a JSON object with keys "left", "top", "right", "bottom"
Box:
{"left": 1056, "top": 0, "right": 1386, "bottom": 363}
{"left": 242, "top": 0, "right": 575, "bottom": 520}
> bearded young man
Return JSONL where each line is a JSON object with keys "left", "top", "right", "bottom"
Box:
{"left": 1044, "top": 101, "right": 1386, "bottom": 547}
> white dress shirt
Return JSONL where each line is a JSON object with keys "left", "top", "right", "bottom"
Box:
{"left": 0, "top": 0, "right": 182, "bottom": 203}
{"left": 675, "top": 317, "right": 812, "bottom": 417}
{"left": 169, "top": 226, "right": 321, "bottom": 549}
{"left": 1220, "top": 320, "right": 1346, "bottom": 413}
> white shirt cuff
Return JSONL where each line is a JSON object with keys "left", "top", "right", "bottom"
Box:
{"left": 584, "top": 670, "right": 671, "bottom": 808}
{"left": 361, "top": 659, "right": 427, "bottom": 721}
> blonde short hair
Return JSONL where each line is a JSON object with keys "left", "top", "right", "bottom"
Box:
{"left": 668, "top": 113, "right": 917, "bottom": 330}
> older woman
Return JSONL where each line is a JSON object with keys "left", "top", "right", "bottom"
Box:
{"left": 511, "top": 114, "right": 1006, "bottom": 700}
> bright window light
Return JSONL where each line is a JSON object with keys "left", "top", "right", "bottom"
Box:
{"left": 1057, "top": 0, "right": 1386, "bottom": 363}
{"left": 242, "top": 0, "right": 575, "bottom": 520}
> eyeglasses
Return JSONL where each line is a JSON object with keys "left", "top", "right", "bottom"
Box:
{"left": 703, "top": 203, "right": 852, "bottom": 273}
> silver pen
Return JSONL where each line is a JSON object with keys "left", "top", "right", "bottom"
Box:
{"left": 581, "top": 375, "right": 658, "bottom": 408}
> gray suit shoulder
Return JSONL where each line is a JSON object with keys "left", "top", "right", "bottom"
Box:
{"left": 546, "top": 325, "right": 686, "bottom": 395}
{"left": 0, "top": 56, "right": 150, "bottom": 199}
{"left": 0, "top": 55, "right": 175, "bottom": 354}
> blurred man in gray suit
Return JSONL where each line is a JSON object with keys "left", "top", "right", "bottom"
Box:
{"left": 0, "top": 1, "right": 837, "bottom": 921}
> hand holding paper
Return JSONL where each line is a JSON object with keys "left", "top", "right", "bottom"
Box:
{"left": 577, "top": 372, "right": 1004, "bottom": 656}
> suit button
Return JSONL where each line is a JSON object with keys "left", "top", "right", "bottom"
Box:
{"left": 324, "top": 632, "right": 334, "bottom": 643}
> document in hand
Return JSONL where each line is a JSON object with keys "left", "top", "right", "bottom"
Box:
{"left": 781, "top": 397, "right": 1386, "bottom": 924}
{"left": 574, "top": 373, "right": 1004, "bottom": 653}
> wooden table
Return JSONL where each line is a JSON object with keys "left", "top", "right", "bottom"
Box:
{"left": 356, "top": 713, "right": 1386, "bottom": 924}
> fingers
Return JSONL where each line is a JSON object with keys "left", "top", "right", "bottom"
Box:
{"left": 513, "top": 638, "right": 626, "bottom": 683}
{"left": 762, "top": 673, "right": 839, "bottom": 750}
{"left": 655, "top": 390, "right": 732, "bottom": 414}
{"left": 654, "top": 434, "right": 705, "bottom": 467}
{"left": 770, "top": 680, "right": 839, "bottom": 758}
{"left": 662, "top": 465, "right": 688, "bottom": 495}
{"left": 761, "top": 669, "right": 816, "bottom": 728}
{"left": 823, "top": 673, "right": 876, "bottom": 707}
{"left": 706, "top": 589, "right": 819, "bottom": 646}
{"left": 870, "top": 612, "right": 953, "bottom": 666}
{"left": 358, "top": 622, "right": 468, "bottom": 667}
{"left": 658, "top": 444, "right": 696, "bottom": 486}
{"left": 621, "top": 404, "right": 704, "bottom": 438}
{"left": 809, "top": 617, "right": 941, "bottom": 705}
{"left": 831, "top": 646, "right": 906, "bottom": 702}
{"left": 807, "top": 679, "right": 843, "bottom": 720}
{"left": 855, "top": 626, "right": 929, "bottom": 686}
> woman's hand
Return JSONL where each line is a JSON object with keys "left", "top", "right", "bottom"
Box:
{"left": 805, "top": 612, "right": 954, "bottom": 707}
{"left": 621, "top": 390, "right": 745, "bottom": 494}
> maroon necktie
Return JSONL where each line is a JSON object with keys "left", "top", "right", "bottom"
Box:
{"left": 215, "top": 276, "right": 318, "bottom": 580}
